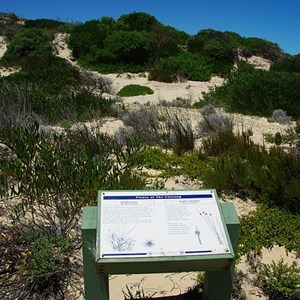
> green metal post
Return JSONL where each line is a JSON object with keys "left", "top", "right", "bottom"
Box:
{"left": 203, "top": 202, "right": 240, "bottom": 300}
{"left": 82, "top": 206, "right": 109, "bottom": 300}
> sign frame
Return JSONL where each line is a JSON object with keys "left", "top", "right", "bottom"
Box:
{"left": 95, "top": 189, "right": 235, "bottom": 275}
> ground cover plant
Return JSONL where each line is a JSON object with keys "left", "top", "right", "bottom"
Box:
{"left": 239, "top": 205, "right": 300, "bottom": 256}
{"left": 117, "top": 84, "right": 154, "bottom": 97}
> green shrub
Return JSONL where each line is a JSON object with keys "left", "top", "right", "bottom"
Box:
{"left": 20, "top": 229, "right": 74, "bottom": 295}
{"left": 103, "top": 30, "right": 153, "bottom": 66}
{"left": 117, "top": 84, "right": 154, "bottom": 97}
{"left": 24, "top": 18, "right": 68, "bottom": 30}
{"left": 73, "top": 92, "right": 114, "bottom": 120}
{"left": 203, "top": 62, "right": 300, "bottom": 118}
{"left": 257, "top": 259, "right": 300, "bottom": 299}
{"left": 149, "top": 52, "right": 212, "bottom": 82}
{"left": 68, "top": 19, "right": 116, "bottom": 59}
{"left": 0, "top": 28, "right": 53, "bottom": 67}
{"left": 117, "top": 12, "right": 159, "bottom": 32}
{"left": 264, "top": 133, "right": 275, "bottom": 143}
{"left": 239, "top": 205, "right": 300, "bottom": 256}
{"left": 271, "top": 54, "right": 300, "bottom": 73}
{"left": 187, "top": 29, "right": 239, "bottom": 76}
{"left": 0, "top": 57, "right": 115, "bottom": 125}
{"left": 0, "top": 123, "right": 146, "bottom": 229}
{"left": 242, "top": 37, "right": 283, "bottom": 62}
{"left": 202, "top": 130, "right": 300, "bottom": 212}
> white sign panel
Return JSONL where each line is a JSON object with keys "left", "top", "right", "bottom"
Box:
{"left": 99, "top": 190, "right": 230, "bottom": 258}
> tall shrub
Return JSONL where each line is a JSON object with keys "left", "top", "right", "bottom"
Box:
{"left": 203, "top": 62, "right": 300, "bottom": 118}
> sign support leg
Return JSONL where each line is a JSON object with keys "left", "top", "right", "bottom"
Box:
{"left": 82, "top": 206, "right": 109, "bottom": 300}
{"left": 203, "top": 203, "right": 240, "bottom": 300}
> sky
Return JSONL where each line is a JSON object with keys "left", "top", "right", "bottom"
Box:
{"left": 1, "top": 0, "right": 299, "bottom": 55}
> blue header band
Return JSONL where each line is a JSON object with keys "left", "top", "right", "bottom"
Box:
{"left": 103, "top": 194, "right": 213, "bottom": 200}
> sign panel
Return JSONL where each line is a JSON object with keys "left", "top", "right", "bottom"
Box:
{"left": 99, "top": 190, "right": 230, "bottom": 258}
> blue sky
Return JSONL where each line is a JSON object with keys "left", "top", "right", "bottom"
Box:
{"left": 1, "top": 0, "right": 299, "bottom": 55}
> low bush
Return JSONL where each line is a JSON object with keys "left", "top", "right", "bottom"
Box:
{"left": 203, "top": 62, "right": 300, "bottom": 118}
{"left": 122, "top": 107, "right": 195, "bottom": 153}
{"left": 257, "top": 259, "right": 300, "bottom": 299}
{"left": 164, "top": 113, "right": 195, "bottom": 154}
{"left": 117, "top": 84, "right": 154, "bottom": 97}
{"left": 0, "top": 122, "right": 146, "bottom": 297}
{"left": 122, "top": 106, "right": 162, "bottom": 145}
{"left": 198, "top": 105, "right": 233, "bottom": 135}
{"left": 0, "top": 76, "right": 114, "bottom": 125}
{"left": 20, "top": 229, "right": 74, "bottom": 297}
{"left": 264, "top": 133, "right": 275, "bottom": 143}
{"left": 0, "top": 54, "right": 116, "bottom": 125}
{"left": 272, "top": 109, "right": 292, "bottom": 125}
{"left": 239, "top": 205, "right": 300, "bottom": 256}
{"left": 202, "top": 130, "right": 300, "bottom": 212}
{"left": 0, "top": 123, "right": 146, "bottom": 227}
{"left": 149, "top": 52, "right": 212, "bottom": 82}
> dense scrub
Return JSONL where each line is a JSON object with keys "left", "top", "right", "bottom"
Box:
{"left": 0, "top": 27, "right": 118, "bottom": 126}
{"left": 0, "top": 123, "right": 145, "bottom": 298}
{"left": 66, "top": 12, "right": 284, "bottom": 79}
{"left": 201, "top": 62, "right": 300, "bottom": 118}
{"left": 201, "top": 130, "right": 300, "bottom": 213}
{"left": 271, "top": 54, "right": 300, "bottom": 73}
{"left": 148, "top": 52, "right": 212, "bottom": 82}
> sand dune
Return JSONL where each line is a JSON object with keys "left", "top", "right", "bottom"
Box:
{"left": 0, "top": 32, "right": 298, "bottom": 300}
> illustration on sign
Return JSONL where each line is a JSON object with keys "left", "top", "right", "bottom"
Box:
{"left": 99, "top": 190, "right": 230, "bottom": 258}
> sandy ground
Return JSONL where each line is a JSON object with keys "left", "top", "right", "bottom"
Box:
{"left": 0, "top": 33, "right": 298, "bottom": 300}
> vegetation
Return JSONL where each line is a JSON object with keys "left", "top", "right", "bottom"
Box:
{"left": 1, "top": 10, "right": 300, "bottom": 299}
{"left": 117, "top": 84, "right": 154, "bottom": 97}
{"left": 149, "top": 52, "right": 212, "bottom": 82}
{"left": 0, "top": 26, "right": 118, "bottom": 126}
{"left": 201, "top": 62, "right": 300, "bottom": 118}
{"left": 66, "top": 12, "right": 285, "bottom": 78}
{"left": 271, "top": 54, "right": 300, "bottom": 73}
{"left": 0, "top": 123, "right": 145, "bottom": 298}
{"left": 239, "top": 205, "right": 300, "bottom": 256}
{"left": 122, "top": 107, "right": 195, "bottom": 154}
{"left": 202, "top": 130, "right": 300, "bottom": 213}
{"left": 257, "top": 259, "right": 300, "bottom": 299}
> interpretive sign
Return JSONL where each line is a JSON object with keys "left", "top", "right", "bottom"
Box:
{"left": 98, "top": 190, "right": 231, "bottom": 259}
